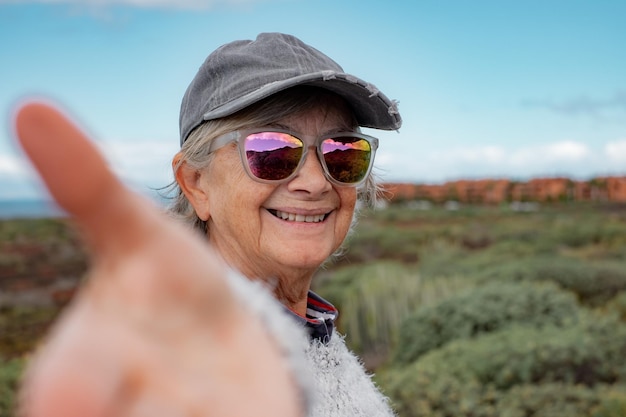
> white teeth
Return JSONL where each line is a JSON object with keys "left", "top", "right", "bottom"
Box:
{"left": 274, "top": 210, "right": 325, "bottom": 223}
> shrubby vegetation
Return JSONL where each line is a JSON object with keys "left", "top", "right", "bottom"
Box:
{"left": 2, "top": 201, "right": 626, "bottom": 416}
{"left": 474, "top": 257, "right": 626, "bottom": 306}
{"left": 315, "top": 262, "right": 421, "bottom": 357}
{"left": 0, "top": 358, "right": 24, "bottom": 416}
{"left": 316, "top": 201, "right": 626, "bottom": 416}
{"left": 389, "top": 316, "right": 626, "bottom": 390}
{"left": 0, "top": 219, "right": 79, "bottom": 417}
{"left": 0, "top": 306, "right": 60, "bottom": 359}
{"left": 392, "top": 281, "right": 582, "bottom": 365}
{"left": 382, "top": 316, "right": 626, "bottom": 416}
{"left": 606, "top": 292, "right": 626, "bottom": 321}
{"left": 382, "top": 380, "right": 626, "bottom": 417}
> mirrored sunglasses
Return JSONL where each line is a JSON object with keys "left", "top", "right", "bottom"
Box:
{"left": 207, "top": 129, "right": 378, "bottom": 186}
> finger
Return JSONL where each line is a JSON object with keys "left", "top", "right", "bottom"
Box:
{"left": 13, "top": 101, "right": 240, "bottom": 309}
{"left": 14, "top": 102, "right": 122, "bottom": 220}
{"left": 13, "top": 101, "right": 154, "bottom": 256}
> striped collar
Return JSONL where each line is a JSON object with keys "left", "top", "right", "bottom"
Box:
{"left": 286, "top": 291, "right": 338, "bottom": 344}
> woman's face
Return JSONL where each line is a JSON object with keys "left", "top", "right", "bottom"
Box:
{"left": 195, "top": 100, "right": 358, "bottom": 281}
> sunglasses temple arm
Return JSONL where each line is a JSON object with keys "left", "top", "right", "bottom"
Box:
{"left": 208, "top": 131, "right": 240, "bottom": 153}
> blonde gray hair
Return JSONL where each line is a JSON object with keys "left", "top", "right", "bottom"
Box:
{"left": 167, "top": 86, "right": 380, "bottom": 234}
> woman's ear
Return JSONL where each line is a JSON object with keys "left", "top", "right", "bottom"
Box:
{"left": 173, "top": 153, "right": 211, "bottom": 221}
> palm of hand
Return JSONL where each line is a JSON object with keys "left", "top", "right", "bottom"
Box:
{"left": 14, "top": 103, "right": 301, "bottom": 417}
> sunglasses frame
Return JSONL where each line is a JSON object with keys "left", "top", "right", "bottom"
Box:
{"left": 207, "top": 128, "right": 379, "bottom": 187}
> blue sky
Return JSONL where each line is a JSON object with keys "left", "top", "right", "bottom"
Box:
{"left": 1, "top": 0, "right": 625, "bottom": 200}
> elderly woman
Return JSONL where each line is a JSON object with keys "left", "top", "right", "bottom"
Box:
{"left": 13, "top": 32, "right": 401, "bottom": 417}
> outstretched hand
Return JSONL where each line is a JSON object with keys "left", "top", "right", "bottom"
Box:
{"left": 13, "top": 102, "right": 302, "bottom": 417}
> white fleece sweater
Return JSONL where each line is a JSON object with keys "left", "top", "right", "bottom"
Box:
{"left": 304, "top": 332, "right": 396, "bottom": 417}
{"left": 226, "top": 270, "right": 396, "bottom": 417}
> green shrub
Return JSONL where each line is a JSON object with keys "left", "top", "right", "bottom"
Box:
{"left": 0, "top": 218, "right": 68, "bottom": 243}
{"left": 315, "top": 261, "right": 470, "bottom": 362}
{"left": 0, "top": 218, "right": 87, "bottom": 280}
{"left": 381, "top": 371, "right": 489, "bottom": 417}
{"left": 606, "top": 292, "right": 626, "bottom": 322}
{"left": 497, "top": 383, "right": 602, "bottom": 417}
{"left": 390, "top": 316, "right": 626, "bottom": 394}
{"left": 0, "top": 358, "right": 25, "bottom": 417}
{"left": 316, "top": 262, "right": 424, "bottom": 358}
{"left": 593, "top": 387, "right": 626, "bottom": 417}
{"left": 415, "top": 242, "right": 557, "bottom": 285}
{"left": 549, "top": 219, "right": 626, "bottom": 248}
{"left": 477, "top": 257, "right": 626, "bottom": 306}
{"left": 341, "top": 225, "right": 429, "bottom": 264}
{"left": 393, "top": 281, "right": 582, "bottom": 365}
{"left": 384, "top": 317, "right": 626, "bottom": 416}
{"left": 553, "top": 222, "right": 607, "bottom": 248}
{"left": 383, "top": 379, "right": 625, "bottom": 417}
{"left": 0, "top": 306, "right": 60, "bottom": 358}
{"left": 382, "top": 361, "right": 626, "bottom": 417}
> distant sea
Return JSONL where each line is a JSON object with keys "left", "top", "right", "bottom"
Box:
{"left": 0, "top": 199, "right": 65, "bottom": 219}
{"left": 0, "top": 196, "right": 171, "bottom": 220}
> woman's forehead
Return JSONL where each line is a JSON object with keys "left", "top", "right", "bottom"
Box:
{"left": 272, "top": 99, "right": 356, "bottom": 132}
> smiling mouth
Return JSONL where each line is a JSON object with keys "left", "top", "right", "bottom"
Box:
{"left": 267, "top": 209, "right": 329, "bottom": 223}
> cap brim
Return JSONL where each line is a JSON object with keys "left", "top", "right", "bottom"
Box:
{"left": 201, "top": 71, "right": 402, "bottom": 131}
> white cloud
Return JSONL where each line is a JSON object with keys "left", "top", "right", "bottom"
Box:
{"left": 509, "top": 140, "right": 589, "bottom": 167}
{"left": 440, "top": 146, "right": 506, "bottom": 164}
{"left": 0, "top": 154, "right": 45, "bottom": 200}
{"left": 0, "top": 154, "right": 29, "bottom": 176}
{"left": 0, "top": 140, "right": 178, "bottom": 200}
{"left": 98, "top": 139, "right": 178, "bottom": 189}
{"left": 377, "top": 139, "right": 623, "bottom": 183}
{"left": 605, "top": 139, "right": 626, "bottom": 164}
{"left": 423, "top": 140, "right": 589, "bottom": 171}
{"left": 545, "top": 141, "right": 589, "bottom": 160}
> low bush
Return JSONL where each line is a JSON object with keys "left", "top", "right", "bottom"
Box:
{"left": 0, "top": 219, "right": 86, "bottom": 271}
{"left": 0, "top": 306, "right": 60, "bottom": 359}
{"left": 393, "top": 281, "right": 581, "bottom": 364}
{"left": 383, "top": 379, "right": 626, "bottom": 417}
{"left": 476, "top": 257, "right": 626, "bottom": 306}
{"left": 384, "top": 317, "right": 626, "bottom": 416}
{"left": 548, "top": 219, "right": 626, "bottom": 249}
{"left": 552, "top": 221, "right": 608, "bottom": 248}
{"left": 341, "top": 225, "right": 428, "bottom": 264}
{"left": 414, "top": 242, "right": 557, "bottom": 285}
{"left": 316, "top": 262, "right": 422, "bottom": 357}
{"left": 593, "top": 388, "right": 626, "bottom": 417}
{"left": 384, "top": 316, "right": 626, "bottom": 417}
{"left": 315, "top": 261, "right": 471, "bottom": 363}
{"left": 0, "top": 358, "right": 25, "bottom": 417}
{"left": 422, "top": 318, "right": 624, "bottom": 388}
{"left": 606, "top": 292, "right": 626, "bottom": 322}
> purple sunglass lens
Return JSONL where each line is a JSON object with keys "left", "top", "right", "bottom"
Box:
{"left": 322, "top": 137, "right": 372, "bottom": 184}
{"left": 244, "top": 133, "right": 304, "bottom": 181}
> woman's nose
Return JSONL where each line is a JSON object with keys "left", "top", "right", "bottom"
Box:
{"left": 287, "top": 147, "right": 332, "bottom": 195}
